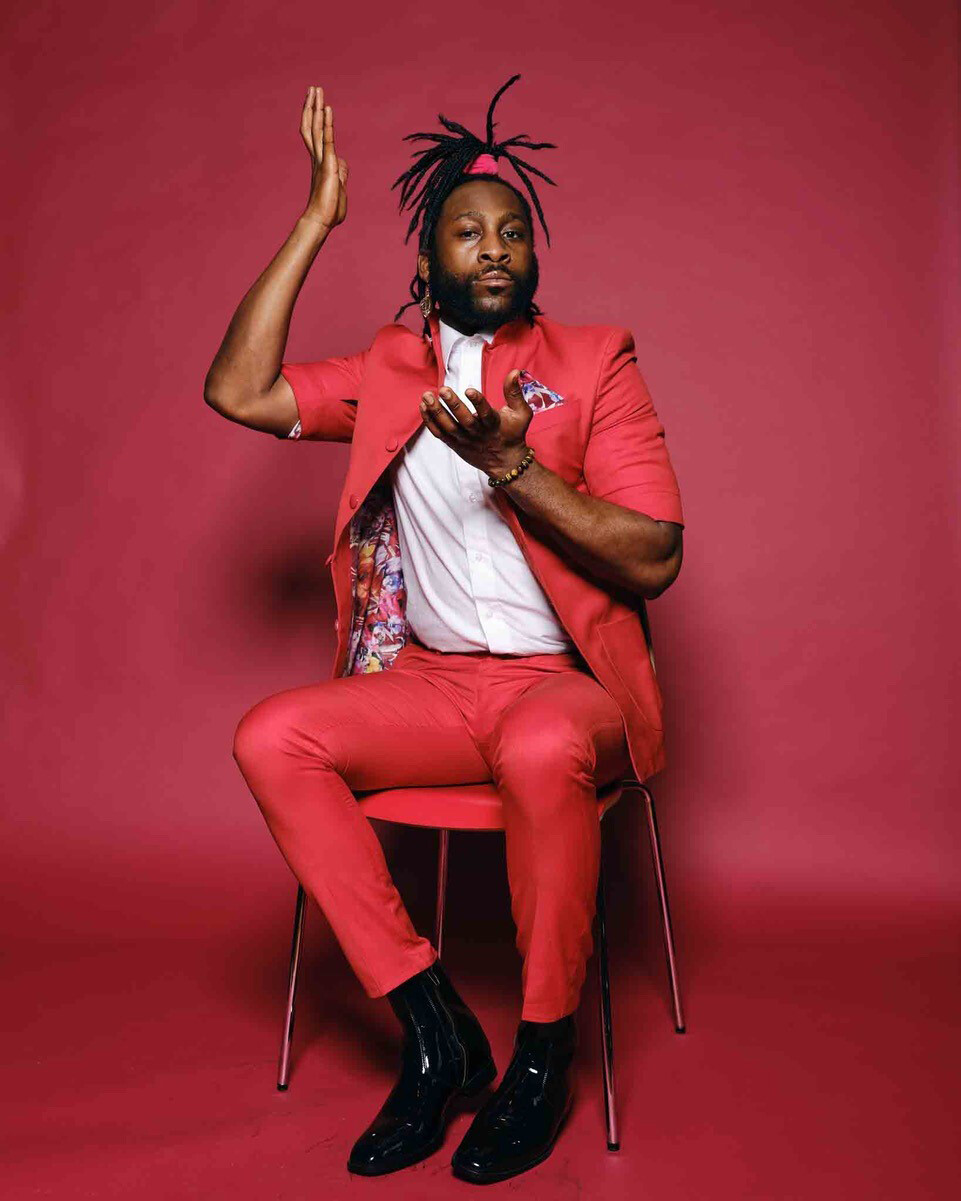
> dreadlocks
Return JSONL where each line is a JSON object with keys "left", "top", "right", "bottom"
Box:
{"left": 390, "top": 74, "right": 558, "bottom": 332}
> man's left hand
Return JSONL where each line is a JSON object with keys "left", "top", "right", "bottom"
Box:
{"left": 419, "top": 368, "right": 532, "bottom": 479}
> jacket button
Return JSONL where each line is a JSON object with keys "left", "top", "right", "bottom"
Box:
{"left": 333, "top": 618, "right": 340, "bottom": 632}
{"left": 349, "top": 493, "right": 359, "bottom": 508}
{"left": 386, "top": 436, "right": 398, "bottom": 452}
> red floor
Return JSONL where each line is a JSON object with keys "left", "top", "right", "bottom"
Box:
{"left": 4, "top": 853, "right": 958, "bottom": 1200}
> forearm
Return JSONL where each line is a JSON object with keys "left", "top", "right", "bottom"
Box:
{"left": 203, "top": 213, "right": 331, "bottom": 411}
{"left": 501, "top": 457, "right": 680, "bottom": 599}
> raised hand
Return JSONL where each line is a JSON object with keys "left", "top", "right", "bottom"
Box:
{"left": 300, "top": 85, "right": 348, "bottom": 232}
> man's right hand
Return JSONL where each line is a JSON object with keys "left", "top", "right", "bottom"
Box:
{"left": 301, "top": 85, "right": 348, "bottom": 232}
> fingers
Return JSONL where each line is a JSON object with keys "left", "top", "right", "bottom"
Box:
{"left": 300, "top": 87, "right": 314, "bottom": 156}
{"left": 420, "top": 388, "right": 498, "bottom": 439}
{"left": 502, "top": 368, "right": 524, "bottom": 398}
{"left": 312, "top": 87, "right": 325, "bottom": 163}
{"left": 464, "top": 387, "right": 497, "bottom": 425}
{"left": 322, "top": 103, "right": 339, "bottom": 177}
{"left": 301, "top": 86, "right": 339, "bottom": 173}
{"left": 420, "top": 390, "right": 473, "bottom": 439}
{"left": 446, "top": 386, "right": 481, "bottom": 420}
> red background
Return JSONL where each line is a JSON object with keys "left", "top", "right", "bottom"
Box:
{"left": 4, "top": 1, "right": 958, "bottom": 1196}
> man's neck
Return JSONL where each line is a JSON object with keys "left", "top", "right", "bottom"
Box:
{"left": 438, "top": 315, "right": 497, "bottom": 338}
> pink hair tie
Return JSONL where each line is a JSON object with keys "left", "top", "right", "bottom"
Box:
{"left": 465, "top": 152, "right": 499, "bottom": 175}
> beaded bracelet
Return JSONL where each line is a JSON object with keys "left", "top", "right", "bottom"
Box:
{"left": 487, "top": 446, "right": 536, "bottom": 488}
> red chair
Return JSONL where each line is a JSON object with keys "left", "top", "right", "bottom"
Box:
{"left": 274, "top": 775, "right": 685, "bottom": 1152}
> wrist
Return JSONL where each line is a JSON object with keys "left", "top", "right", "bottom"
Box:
{"left": 488, "top": 444, "right": 535, "bottom": 488}
{"left": 296, "top": 211, "right": 333, "bottom": 243}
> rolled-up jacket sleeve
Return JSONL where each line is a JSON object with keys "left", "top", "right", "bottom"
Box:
{"left": 278, "top": 347, "right": 368, "bottom": 442}
{"left": 582, "top": 327, "right": 684, "bottom": 526}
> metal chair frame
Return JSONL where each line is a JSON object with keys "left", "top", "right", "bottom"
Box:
{"left": 273, "top": 778, "right": 685, "bottom": 1152}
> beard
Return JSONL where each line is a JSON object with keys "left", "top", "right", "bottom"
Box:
{"left": 426, "top": 242, "right": 540, "bottom": 331}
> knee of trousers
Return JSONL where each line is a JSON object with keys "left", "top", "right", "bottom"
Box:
{"left": 489, "top": 720, "right": 597, "bottom": 811}
{"left": 232, "top": 694, "right": 334, "bottom": 774}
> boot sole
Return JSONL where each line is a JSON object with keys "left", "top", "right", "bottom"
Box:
{"left": 346, "top": 1057, "right": 498, "bottom": 1177}
{"left": 450, "top": 1092, "right": 574, "bottom": 1184}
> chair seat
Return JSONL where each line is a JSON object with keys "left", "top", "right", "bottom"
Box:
{"left": 356, "top": 776, "right": 635, "bottom": 831}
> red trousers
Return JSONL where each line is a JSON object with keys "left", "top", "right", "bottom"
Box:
{"left": 232, "top": 635, "right": 633, "bottom": 1022}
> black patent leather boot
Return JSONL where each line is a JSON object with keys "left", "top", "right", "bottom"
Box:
{"left": 346, "top": 961, "right": 497, "bottom": 1176}
{"left": 450, "top": 1013, "right": 577, "bottom": 1184}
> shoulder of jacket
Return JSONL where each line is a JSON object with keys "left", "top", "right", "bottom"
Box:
{"left": 535, "top": 315, "right": 632, "bottom": 354}
{"left": 368, "top": 321, "right": 419, "bottom": 347}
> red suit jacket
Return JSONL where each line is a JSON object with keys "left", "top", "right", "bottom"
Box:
{"left": 280, "top": 309, "right": 685, "bottom": 783}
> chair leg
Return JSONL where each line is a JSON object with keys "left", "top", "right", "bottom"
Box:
{"left": 434, "top": 828, "right": 450, "bottom": 960}
{"left": 277, "top": 884, "right": 308, "bottom": 1090}
{"left": 639, "top": 784, "right": 686, "bottom": 1034}
{"left": 595, "top": 848, "right": 620, "bottom": 1151}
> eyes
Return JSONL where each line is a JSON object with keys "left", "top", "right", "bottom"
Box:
{"left": 456, "top": 227, "right": 524, "bottom": 240}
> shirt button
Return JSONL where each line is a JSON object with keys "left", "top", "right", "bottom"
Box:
{"left": 474, "top": 551, "right": 484, "bottom": 562}
{"left": 468, "top": 491, "right": 480, "bottom": 503}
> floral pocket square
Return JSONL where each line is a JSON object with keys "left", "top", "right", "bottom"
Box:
{"left": 519, "top": 370, "right": 566, "bottom": 415}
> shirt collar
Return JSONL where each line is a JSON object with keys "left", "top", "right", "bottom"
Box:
{"left": 439, "top": 317, "right": 496, "bottom": 373}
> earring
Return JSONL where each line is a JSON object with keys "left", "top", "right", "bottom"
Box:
{"left": 419, "top": 285, "right": 433, "bottom": 320}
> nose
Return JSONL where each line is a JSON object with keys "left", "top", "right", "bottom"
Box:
{"left": 478, "top": 238, "right": 511, "bottom": 264}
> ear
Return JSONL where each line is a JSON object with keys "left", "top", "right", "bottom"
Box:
{"left": 417, "top": 252, "right": 429, "bottom": 285}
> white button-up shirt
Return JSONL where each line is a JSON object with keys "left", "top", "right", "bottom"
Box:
{"left": 387, "top": 317, "right": 576, "bottom": 654}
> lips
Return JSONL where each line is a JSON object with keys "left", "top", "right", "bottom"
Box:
{"left": 477, "top": 272, "right": 513, "bottom": 285}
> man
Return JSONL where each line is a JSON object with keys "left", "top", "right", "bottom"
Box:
{"left": 204, "top": 75, "right": 685, "bottom": 1184}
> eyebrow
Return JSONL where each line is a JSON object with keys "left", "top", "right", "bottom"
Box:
{"left": 451, "top": 209, "right": 527, "bottom": 223}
